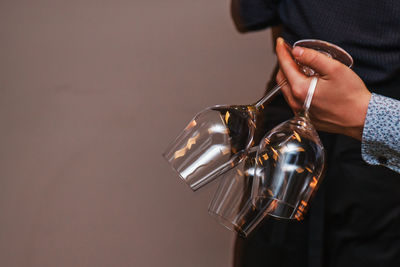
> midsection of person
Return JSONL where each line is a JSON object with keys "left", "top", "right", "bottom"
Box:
{"left": 232, "top": 1, "right": 400, "bottom": 266}
{"left": 279, "top": 0, "right": 400, "bottom": 86}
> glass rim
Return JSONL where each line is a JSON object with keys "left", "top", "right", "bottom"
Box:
{"left": 294, "top": 39, "right": 354, "bottom": 68}
{"left": 208, "top": 209, "right": 249, "bottom": 237}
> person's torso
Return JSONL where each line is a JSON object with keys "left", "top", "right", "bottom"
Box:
{"left": 278, "top": 0, "right": 400, "bottom": 98}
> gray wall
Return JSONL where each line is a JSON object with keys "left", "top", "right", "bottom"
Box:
{"left": 0, "top": 1, "right": 275, "bottom": 266}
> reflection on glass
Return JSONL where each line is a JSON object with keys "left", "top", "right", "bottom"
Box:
{"left": 163, "top": 105, "right": 258, "bottom": 191}
{"left": 163, "top": 74, "right": 289, "bottom": 191}
{"left": 252, "top": 111, "right": 325, "bottom": 220}
{"left": 208, "top": 148, "right": 268, "bottom": 237}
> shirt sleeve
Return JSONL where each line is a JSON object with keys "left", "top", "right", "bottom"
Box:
{"left": 231, "top": 0, "right": 281, "bottom": 32}
{"left": 361, "top": 93, "right": 400, "bottom": 173}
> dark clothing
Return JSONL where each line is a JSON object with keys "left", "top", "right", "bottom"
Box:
{"left": 232, "top": 1, "right": 400, "bottom": 266}
{"left": 232, "top": 0, "right": 400, "bottom": 97}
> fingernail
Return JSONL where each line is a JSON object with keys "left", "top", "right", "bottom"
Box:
{"left": 277, "top": 37, "right": 284, "bottom": 45}
{"left": 292, "top": 46, "right": 304, "bottom": 57}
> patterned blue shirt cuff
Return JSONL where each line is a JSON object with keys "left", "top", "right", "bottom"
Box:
{"left": 361, "top": 93, "right": 400, "bottom": 173}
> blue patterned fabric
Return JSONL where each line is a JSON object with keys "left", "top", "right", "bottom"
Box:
{"left": 362, "top": 93, "right": 400, "bottom": 173}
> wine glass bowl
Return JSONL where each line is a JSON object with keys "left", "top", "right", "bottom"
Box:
{"left": 252, "top": 114, "right": 325, "bottom": 220}
{"left": 163, "top": 76, "right": 289, "bottom": 191}
{"left": 208, "top": 148, "right": 268, "bottom": 237}
{"left": 163, "top": 105, "right": 257, "bottom": 191}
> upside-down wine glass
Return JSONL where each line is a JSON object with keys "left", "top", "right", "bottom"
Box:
{"left": 208, "top": 147, "right": 267, "bottom": 237}
{"left": 162, "top": 77, "right": 286, "bottom": 191}
{"left": 208, "top": 78, "right": 323, "bottom": 237}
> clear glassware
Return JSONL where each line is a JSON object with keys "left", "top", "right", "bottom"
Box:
{"left": 251, "top": 78, "right": 323, "bottom": 220}
{"left": 163, "top": 39, "right": 352, "bottom": 192}
{"left": 209, "top": 78, "right": 324, "bottom": 238}
{"left": 163, "top": 80, "right": 286, "bottom": 191}
{"left": 208, "top": 148, "right": 268, "bottom": 237}
{"left": 252, "top": 40, "right": 353, "bottom": 220}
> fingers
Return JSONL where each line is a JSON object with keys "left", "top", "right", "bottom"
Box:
{"left": 276, "top": 70, "right": 301, "bottom": 113}
{"left": 291, "top": 46, "right": 343, "bottom": 77}
{"left": 276, "top": 38, "right": 310, "bottom": 102}
{"left": 275, "top": 37, "right": 305, "bottom": 85}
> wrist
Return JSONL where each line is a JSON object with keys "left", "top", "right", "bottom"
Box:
{"left": 344, "top": 126, "right": 363, "bottom": 141}
{"left": 344, "top": 91, "right": 372, "bottom": 140}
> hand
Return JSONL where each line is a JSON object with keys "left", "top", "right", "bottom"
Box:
{"left": 275, "top": 37, "right": 372, "bottom": 140}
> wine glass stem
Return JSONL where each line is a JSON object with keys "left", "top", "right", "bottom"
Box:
{"left": 303, "top": 77, "right": 318, "bottom": 113}
{"left": 253, "top": 79, "right": 288, "bottom": 110}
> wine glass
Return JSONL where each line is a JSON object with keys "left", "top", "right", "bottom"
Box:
{"left": 163, "top": 80, "right": 286, "bottom": 191}
{"left": 163, "top": 39, "right": 352, "bottom": 192}
{"left": 252, "top": 40, "right": 353, "bottom": 220}
{"left": 208, "top": 78, "right": 324, "bottom": 235}
{"left": 208, "top": 147, "right": 269, "bottom": 237}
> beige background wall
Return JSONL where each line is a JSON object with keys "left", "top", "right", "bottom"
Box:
{"left": 0, "top": 1, "right": 275, "bottom": 266}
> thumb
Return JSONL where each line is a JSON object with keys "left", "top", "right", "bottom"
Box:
{"left": 292, "top": 46, "right": 343, "bottom": 76}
